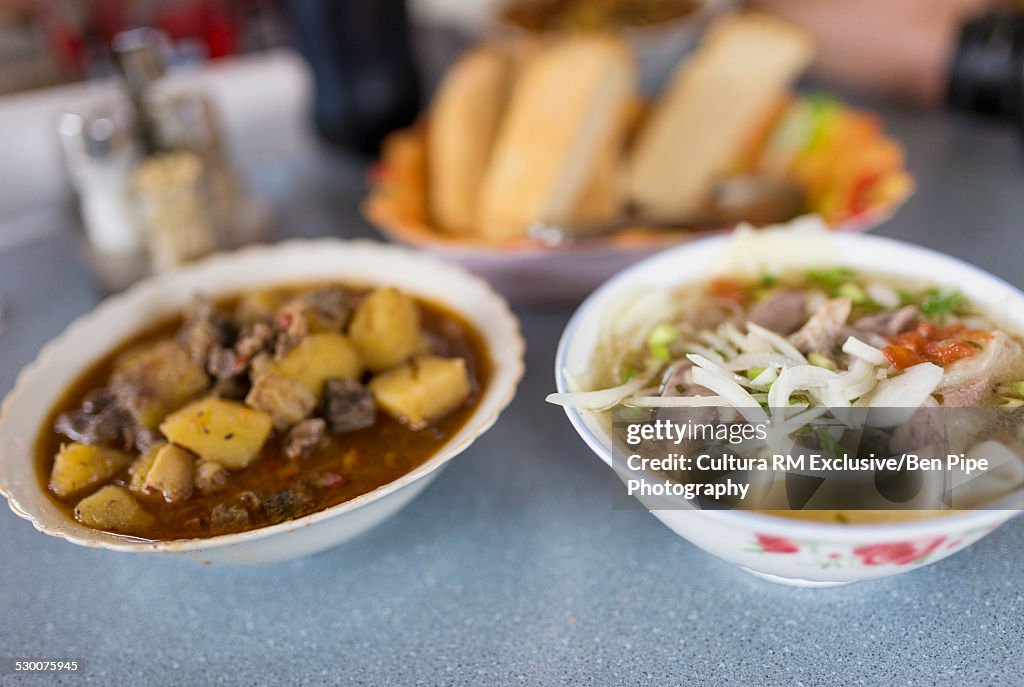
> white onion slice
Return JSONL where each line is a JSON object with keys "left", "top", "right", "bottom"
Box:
{"left": 749, "top": 367, "right": 779, "bottom": 387}
{"left": 746, "top": 322, "right": 808, "bottom": 364}
{"left": 546, "top": 372, "right": 652, "bottom": 411}
{"left": 624, "top": 395, "right": 731, "bottom": 408}
{"left": 842, "top": 336, "right": 889, "bottom": 367}
{"left": 768, "top": 365, "right": 837, "bottom": 408}
{"left": 691, "top": 366, "right": 768, "bottom": 425}
{"left": 866, "top": 362, "right": 943, "bottom": 408}
{"left": 725, "top": 352, "right": 791, "bottom": 371}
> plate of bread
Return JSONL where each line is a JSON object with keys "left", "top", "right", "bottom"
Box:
{"left": 364, "top": 12, "right": 914, "bottom": 304}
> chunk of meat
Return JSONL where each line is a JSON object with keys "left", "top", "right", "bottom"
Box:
{"left": 297, "top": 287, "right": 355, "bottom": 332}
{"left": 320, "top": 378, "right": 377, "bottom": 433}
{"left": 789, "top": 298, "right": 852, "bottom": 355}
{"left": 210, "top": 503, "right": 250, "bottom": 534}
{"left": 178, "top": 296, "right": 237, "bottom": 368}
{"left": 284, "top": 418, "right": 327, "bottom": 460}
{"left": 212, "top": 375, "right": 250, "bottom": 401}
{"left": 692, "top": 300, "right": 741, "bottom": 330}
{"left": 260, "top": 489, "right": 312, "bottom": 524}
{"left": 274, "top": 301, "right": 310, "bottom": 358}
{"left": 207, "top": 345, "right": 249, "bottom": 381}
{"left": 938, "top": 332, "right": 1024, "bottom": 407}
{"left": 195, "top": 460, "right": 229, "bottom": 495}
{"left": 245, "top": 371, "right": 317, "bottom": 429}
{"left": 748, "top": 289, "right": 807, "bottom": 335}
{"left": 54, "top": 400, "right": 135, "bottom": 451}
{"left": 133, "top": 426, "right": 163, "bottom": 454}
{"left": 235, "top": 321, "right": 276, "bottom": 359}
{"left": 850, "top": 305, "right": 919, "bottom": 347}
{"left": 660, "top": 362, "right": 694, "bottom": 397}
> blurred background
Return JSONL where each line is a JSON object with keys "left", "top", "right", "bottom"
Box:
{"left": 0, "top": 0, "right": 1021, "bottom": 297}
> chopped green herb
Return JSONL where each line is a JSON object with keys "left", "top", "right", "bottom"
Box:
{"left": 621, "top": 368, "right": 639, "bottom": 384}
{"left": 996, "top": 381, "right": 1024, "bottom": 399}
{"left": 920, "top": 289, "right": 961, "bottom": 316}
{"left": 646, "top": 323, "right": 679, "bottom": 362}
{"left": 650, "top": 345, "right": 671, "bottom": 362}
{"left": 746, "top": 367, "right": 767, "bottom": 380}
{"left": 807, "top": 267, "right": 857, "bottom": 292}
{"left": 837, "top": 282, "right": 869, "bottom": 305}
{"left": 647, "top": 322, "right": 678, "bottom": 347}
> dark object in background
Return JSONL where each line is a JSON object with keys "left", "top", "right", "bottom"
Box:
{"left": 287, "top": 0, "right": 421, "bottom": 156}
{"left": 948, "top": 12, "right": 1024, "bottom": 133}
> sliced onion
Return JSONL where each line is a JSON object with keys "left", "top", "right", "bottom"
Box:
{"left": 866, "top": 282, "right": 900, "bottom": 309}
{"left": 749, "top": 366, "right": 779, "bottom": 387}
{"left": 687, "top": 353, "right": 753, "bottom": 387}
{"left": 768, "top": 365, "right": 837, "bottom": 408}
{"left": 681, "top": 343, "right": 726, "bottom": 365}
{"left": 546, "top": 372, "right": 653, "bottom": 411}
{"left": 829, "top": 358, "right": 878, "bottom": 401}
{"left": 746, "top": 322, "right": 808, "bottom": 364}
{"left": 725, "top": 352, "right": 792, "bottom": 371}
{"left": 691, "top": 366, "right": 768, "bottom": 425}
{"left": 624, "top": 395, "right": 731, "bottom": 408}
{"left": 866, "top": 362, "right": 943, "bottom": 408}
{"left": 698, "top": 331, "right": 738, "bottom": 359}
{"left": 842, "top": 336, "right": 889, "bottom": 367}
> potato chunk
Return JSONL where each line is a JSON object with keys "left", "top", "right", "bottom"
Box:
{"left": 50, "top": 443, "right": 132, "bottom": 498}
{"left": 271, "top": 333, "right": 362, "bottom": 396}
{"left": 349, "top": 287, "right": 421, "bottom": 372}
{"left": 110, "top": 340, "right": 210, "bottom": 426}
{"left": 245, "top": 371, "right": 317, "bottom": 429}
{"left": 159, "top": 397, "right": 272, "bottom": 469}
{"left": 128, "top": 442, "right": 164, "bottom": 493}
{"left": 369, "top": 356, "right": 471, "bottom": 429}
{"left": 74, "top": 485, "right": 154, "bottom": 533}
{"left": 144, "top": 444, "right": 195, "bottom": 502}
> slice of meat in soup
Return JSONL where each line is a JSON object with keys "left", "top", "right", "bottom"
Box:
{"left": 748, "top": 289, "right": 807, "bottom": 335}
{"left": 789, "top": 298, "right": 852, "bottom": 355}
{"left": 848, "top": 305, "right": 919, "bottom": 347}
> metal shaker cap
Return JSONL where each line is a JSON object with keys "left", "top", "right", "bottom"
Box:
{"left": 112, "top": 28, "right": 169, "bottom": 95}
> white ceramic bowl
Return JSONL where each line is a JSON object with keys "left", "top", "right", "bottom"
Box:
{"left": 0, "top": 240, "right": 524, "bottom": 564}
{"left": 555, "top": 229, "right": 1022, "bottom": 586}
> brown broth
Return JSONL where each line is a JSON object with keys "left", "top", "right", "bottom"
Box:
{"left": 35, "top": 285, "right": 491, "bottom": 541}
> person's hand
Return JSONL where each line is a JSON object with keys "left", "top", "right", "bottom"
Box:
{"left": 751, "top": 0, "right": 995, "bottom": 105}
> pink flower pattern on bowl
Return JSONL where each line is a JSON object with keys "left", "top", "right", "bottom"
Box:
{"left": 747, "top": 523, "right": 1001, "bottom": 575}
{"left": 852, "top": 537, "right": 946, "bottom": 566}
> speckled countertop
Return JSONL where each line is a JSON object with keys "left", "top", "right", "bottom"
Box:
{"left": 1, "top": 103, "right": 1022, "bottom": 686}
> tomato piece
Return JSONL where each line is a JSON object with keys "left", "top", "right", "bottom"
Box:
{"left": 710, "top": 278, "right": 746, "bottom": 304}
{"left": 891, "top": 330, "right": 928, "bottom": 353}
{"left": 935, "top": 323, "right": 966, "bottom": 339}
{"left": 959, "top": 329, "right": 993, "bottom": 345}
{"left": 883, "top": 345, "right": 924, "bottom": 370}
{"left": 923, "top": 339, "right": 975, "bottom": 365}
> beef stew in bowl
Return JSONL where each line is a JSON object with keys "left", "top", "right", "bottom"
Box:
{"left": 38, "top": 284, "right": 489, "bottom": 540}
{"left": 0, "top": 240, "right": 523, "bottom": 562}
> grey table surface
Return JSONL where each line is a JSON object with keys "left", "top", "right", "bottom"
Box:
{"left": 1, "top": 104, "right": 1023, "bottom": 687}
